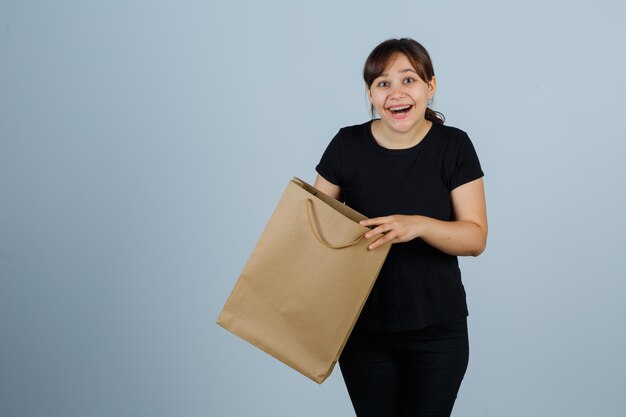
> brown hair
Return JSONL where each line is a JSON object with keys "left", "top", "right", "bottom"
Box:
{"left": 363, "top": 38, "right": 445, "bottom": 124}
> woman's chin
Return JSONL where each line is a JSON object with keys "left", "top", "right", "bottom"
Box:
{"left": 382, "top": 118, "right": 414, "bottom": 133}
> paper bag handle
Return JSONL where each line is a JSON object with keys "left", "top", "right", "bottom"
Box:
{"left": 306, "top": 199, "right": 365, "bottom": 249}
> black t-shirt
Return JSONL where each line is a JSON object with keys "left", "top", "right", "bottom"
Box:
{"left": 315, "top": 119, "right": 484, "bottom": 331}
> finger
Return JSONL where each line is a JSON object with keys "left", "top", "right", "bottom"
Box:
{"left": 368, "top": 235, "right": 391, "bottom": 250}
{"left": 359, "top": 218, "right": 376, "bottom": 227}
{"left": 364, "top": 224, "right": 388, "bottom": 239}
{"left": 359, "top": 216, "right": 388, "bottom": 227}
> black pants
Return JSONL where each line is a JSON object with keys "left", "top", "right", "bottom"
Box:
{"left": 338, "top": 317, "right": 469, "bottom": 417}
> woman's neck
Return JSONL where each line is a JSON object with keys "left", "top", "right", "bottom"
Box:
{"left": 372, "top": 118, "right": 433, "bottom": 150}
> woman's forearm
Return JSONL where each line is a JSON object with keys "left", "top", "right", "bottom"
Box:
{"left": 416, "top": 215, "right": 487, "bottom": 257}
{"left": 360, "top": 213, "right": 487, "bottom": 255}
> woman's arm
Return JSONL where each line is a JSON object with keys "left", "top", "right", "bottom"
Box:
{"left": 314, "top": 174, "right": 342, "bottom": 201}
{"left": 360, "top": 178, "right": 488, "bottom": 257}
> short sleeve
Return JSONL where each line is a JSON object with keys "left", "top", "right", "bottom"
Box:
{"left": 448, "top": 132, "right": 484, "bottom": 191}
{"left": 315, "top": 130, "right": 343, "bottom": 186}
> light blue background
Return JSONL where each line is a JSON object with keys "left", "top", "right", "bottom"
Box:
{"left": 1, "top": 1, "right": 625, "bottom": 416}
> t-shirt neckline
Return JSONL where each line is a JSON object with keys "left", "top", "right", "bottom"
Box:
{"left": 367, "top": 119, "right": 436, "bottom": 154}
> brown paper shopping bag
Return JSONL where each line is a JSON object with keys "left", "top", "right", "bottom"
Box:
{"left": 216, "top": 177, "right": 391, "bottom": 384}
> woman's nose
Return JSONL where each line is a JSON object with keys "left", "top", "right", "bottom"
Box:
{"left": 389, "top": 85, "right": 406, "bottom": 97}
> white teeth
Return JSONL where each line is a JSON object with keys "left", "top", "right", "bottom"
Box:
{"left": 390, "top": 105, "right": 411, "bottom": 111}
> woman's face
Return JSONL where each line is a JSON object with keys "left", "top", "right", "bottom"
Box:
{"left": 367, "top": 53, "right": 436, "bottom": 134}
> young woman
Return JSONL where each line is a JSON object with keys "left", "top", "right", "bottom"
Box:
{"left": 314, "top": 38, "right": 487, "bottom": 417}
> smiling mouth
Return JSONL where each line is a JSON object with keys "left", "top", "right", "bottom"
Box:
{"left": 389, "top": 105, "right": 412, "bottom": 113}
{"left": 388, "top": 105, "right": 413, "bottom": 118}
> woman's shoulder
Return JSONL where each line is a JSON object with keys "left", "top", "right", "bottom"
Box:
{"left": 327, "top": 120, "right": 373, "bottom": 149}
{"left": 431, "top": 123, "right": 478, "bottom": 151}
{"left": 434, "top": 122, "right": 470, "bottom": 140}
{"left": 336, "top": 119, "right": 373, "bottom": 136}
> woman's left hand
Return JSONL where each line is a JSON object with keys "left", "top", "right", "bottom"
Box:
{"left": 359, "top": 215, "right": 428, "bottom": 250}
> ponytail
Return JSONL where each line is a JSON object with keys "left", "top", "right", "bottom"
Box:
{"left": 425, "top": 107, "right": 445, "bottom": 125}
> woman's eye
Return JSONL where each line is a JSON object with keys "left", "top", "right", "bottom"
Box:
{"left": 377, "top": 81, "right": 389, "bottom": 87}
{"left": 404, "top": 77, "right": 414, "bottom": 84}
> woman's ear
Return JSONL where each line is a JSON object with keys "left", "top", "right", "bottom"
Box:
{"left": 428, "top": 76, "right": 437, "bottom": 99}
{"left": 365, "top": 85, "right": 373, "bottom": 103}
